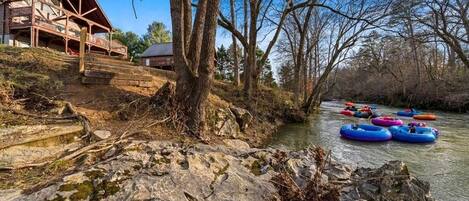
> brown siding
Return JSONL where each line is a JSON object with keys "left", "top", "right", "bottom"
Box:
{"left": 141, "top": 56, "right": 174, "bottom": 67}
{"left": 0, "top": 3, "right": 9, "bottom": 36}
{"left": 0, "top": 4, "right": 4, "bottom": 35}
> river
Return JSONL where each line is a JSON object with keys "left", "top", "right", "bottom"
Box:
{"left": 268, "top": 101, "right": 469, "bottom": 201}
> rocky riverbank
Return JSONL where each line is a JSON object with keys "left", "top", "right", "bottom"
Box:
{"left": 2, "top": 140, "right": 433, "bottom": 201}
{"left": 0, "top": 47, "right": 433, "bottom": 200}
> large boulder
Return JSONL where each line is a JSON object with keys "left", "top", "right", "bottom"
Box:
{"left": 207, "top": 108, "right": 241, "bottom": 138}
{"left": 341, "top": 161, "right": 434, "bottom": 201}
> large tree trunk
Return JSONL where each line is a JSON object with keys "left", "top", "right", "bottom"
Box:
{"left": 170, "top": 0, "right": 220, "bottom": 136}
{"left": 230, "top": 0, "right": 240, "bottom": 86}
{"left": 406, "top": 17, "right": 421, "bottom": 88}
{"left": 242, "top": 0, "right": 249, "bottom": 85}
{"left": 243, "top": 0, "right": 258, "bottom": 98}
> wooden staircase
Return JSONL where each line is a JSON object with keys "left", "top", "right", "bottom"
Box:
{"left": 81, "top": 54, "right": 155, "bottom": 87}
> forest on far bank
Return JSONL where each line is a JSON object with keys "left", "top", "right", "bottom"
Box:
{"left": 209, "top": 0, "right": 469, "bottom": 113}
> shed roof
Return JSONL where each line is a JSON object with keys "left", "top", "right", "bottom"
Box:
{"left": 141, "top": 43, "right": 173, "bottom": 57}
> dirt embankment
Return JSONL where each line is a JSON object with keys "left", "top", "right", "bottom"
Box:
{"left": 0, "top": 46, "right": 297, "bottom": 146}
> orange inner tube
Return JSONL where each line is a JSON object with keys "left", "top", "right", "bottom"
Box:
{"left": 345, "top": 102, "right": 354, "bottom": 106}
{"left": 413, "top": 114, "right": 437, "bottom": 121}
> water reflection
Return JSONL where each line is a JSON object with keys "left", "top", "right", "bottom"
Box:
{"left": 268, "top": 101, "right": 469, "bottom": 201}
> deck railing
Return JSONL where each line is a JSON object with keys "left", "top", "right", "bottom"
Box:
{"left": 8, "top": 1, "right": 127, "bottom": 56}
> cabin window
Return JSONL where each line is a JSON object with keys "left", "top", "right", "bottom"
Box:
{"left": 145, "top": 59, "right": 150, "bottom": 66}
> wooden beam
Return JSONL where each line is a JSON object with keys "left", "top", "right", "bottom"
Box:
{"left": 35, "top": 28, "right": 39, "bottom": 47}
{"left": 65, "top": 15, "right": 69, "bottom": 37}
{"left": 88, "top": 24, "right": 92, "bottom": 52}
{"left": 31, "top": 0, "right": 35, "bottom": 26}
{"left": 81, "top": 8, "right": 97, "bottom": 17}
{"left": 30, "top": 27, "right": 34, "bottom": 47}
{"left": 79, "top": 27, "right": 87, "bottom": 73}
{"left": 65, "top": 38, "right": 69, "bottom": 54}
{"left": 36, "top": 0, "right": 110, "bottom": 31}
{"left": 51, "top": 16, "right": 67, "bottom": 21}
{"left": 65, "top": 0, "right": 78, "bottom": 14}
{"left": 79, "top": 0, "right": 82, "bottom": 14}
{"left": 109, "top": 30, "right": 112, "bottom": 53}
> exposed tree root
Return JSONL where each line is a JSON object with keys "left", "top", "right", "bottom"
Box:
{"left": 0, "top": 101, "right": 161, "bottom": 171}
{"left": 0, "top": 130, "right": 148, "bottom": 171}
{"left": 271, "top": 147, "right": 340, "bottom": 201}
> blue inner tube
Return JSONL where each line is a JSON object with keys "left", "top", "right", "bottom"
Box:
{"left": 340, "top": 124, "right": 392, "bottom": 142}
{"left": 389, "top": 126, "right": 437, "bottom": 143}
{"left": 396, "top": 110, "right": 420, "bottom": 117}
{"left": 353, "top": 111, "right": 380, "bottom": 118}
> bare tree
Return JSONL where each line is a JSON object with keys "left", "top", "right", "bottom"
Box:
{"left": 170, "top": 0, "right": 220, "bottom": 136}
{"left": 303, "top": 0, "right": 393, "bottom": 114}
{"left": 290, "top": 5, "right": 315, "bottom": 105}
{"left": 230, "top": 0, "right": 240, "bottom": 86}
{"left": 417, "top": 0, "right": 469, "bottom": 69}
{"left": 218, "top": 0, "right": 316, "bottom": 99}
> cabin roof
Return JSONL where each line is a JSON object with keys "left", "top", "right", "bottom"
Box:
{"left": 63, "top": 0, "right": 113, "bottom": 32}
{"left": 141, "top": 43, "right": 173, "bottom": 57}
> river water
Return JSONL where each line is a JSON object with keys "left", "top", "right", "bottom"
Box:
{"left": 267, "top": 101, "right": 469, "bottom": 201}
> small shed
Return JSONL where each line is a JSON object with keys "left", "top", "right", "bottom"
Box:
{"left": 140, "top": 42, "right": 174, "bottom": 70}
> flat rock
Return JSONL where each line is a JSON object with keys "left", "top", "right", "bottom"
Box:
{"left": 4, "top": 141, "right": 432, "bottom": 201}
{"left": 223, "top": 139, "right": 250, "bottom": 150}
{"left": 92, "top": 130, "right": 111, "bottom": 140}
{"left": 0, "top": 124, "right": 83, "bottom": 150}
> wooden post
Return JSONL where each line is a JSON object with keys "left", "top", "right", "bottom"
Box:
{"left": 30, "top": 27, "right": 34, "bottom": 47}
{"left": 30, "top": 0, "right": 36, "bottom": 47}
{"left": 65, "top": 15, "right": 69, "bottom": 54}
{"left": 79, "top": 0, "right": 82, "bottom": 14}
{"left": 88, "top": 24, "right": 92, "bottom": 52}
{"left": 108, "top": 29, "right": 112, "bottom": 56}
{"left": 79, "top": 27, "right": 87, "bottom": 73}
{"left": 31, "top": 0, "right": 35, "bottom": 25}
{"left": 35, "top": 28, "right": 39, "bottom": 47}
{"left": 65, "top": 16, "right": 69, "bottom": 36}
{"left": 65, "top": 38, "right": 68, "bottom": 54}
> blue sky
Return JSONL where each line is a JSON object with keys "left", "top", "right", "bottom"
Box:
{"left": 99, "top": 0, "right": 279, "bottom": 76}
{"left": 99, "top": 0, "right": 234, "bottom": 47}
{"left": 99, "top": 0, "right": 172, "bottom": 35}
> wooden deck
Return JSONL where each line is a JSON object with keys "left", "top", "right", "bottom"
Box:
{"left": 8, "top": 0, "right": 127, "bottom": 56}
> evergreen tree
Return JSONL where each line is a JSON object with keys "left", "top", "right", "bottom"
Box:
{"left": 256, "top": 48, "right": 277, "bottom": 87}
{"left": 143, "top": 21, "right": 172, "bottom": 46}
{"left": 113, "top": 29, "right": 147, "bottom": 60}
{"left": 216, "top": 45, "right": 232, "bottom": 80}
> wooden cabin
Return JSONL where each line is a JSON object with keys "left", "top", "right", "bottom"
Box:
{"left": 140, "top": 42, "right": 174, "bottom": 70}
{"left": 0, "top": 0, "right": 127, "bottom": 57}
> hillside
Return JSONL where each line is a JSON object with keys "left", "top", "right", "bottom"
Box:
{"left": 0, "top": 46, "right": 297, "bottom": 144}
